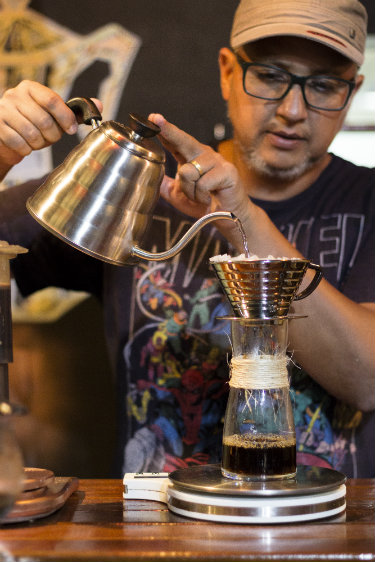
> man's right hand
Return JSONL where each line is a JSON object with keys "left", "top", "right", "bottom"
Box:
{"left": 0, "top": 80, "right": 101, "bottom": 180}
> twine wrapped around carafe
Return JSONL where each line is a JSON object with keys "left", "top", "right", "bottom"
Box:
{"left": 229, "top": 355, "right": 289, "bottom": 390}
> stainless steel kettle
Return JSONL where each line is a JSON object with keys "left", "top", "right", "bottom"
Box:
{"left": 27, "top": 97, "right": 236, "bottom": 266}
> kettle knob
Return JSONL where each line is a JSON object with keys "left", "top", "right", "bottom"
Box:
{"left": 128, "top": 113, "right": 161, "bottom": 139}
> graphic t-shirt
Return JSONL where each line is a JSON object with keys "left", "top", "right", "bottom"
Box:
{"left": 2, "top": 154, "right": 374, "bottom": 477}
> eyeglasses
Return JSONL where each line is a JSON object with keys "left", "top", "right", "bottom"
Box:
{"left": 236, "top": 54, "right": 356, "bottom": 111}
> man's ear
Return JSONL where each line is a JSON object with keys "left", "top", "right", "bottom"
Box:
{"left": 353, "top": 73, "right": 364, "bottom": 95}
{"left": 344, "top": 73, "right": 364, "bottom": 116}
{"left": 218, "top": 47, "right": 236, "bottom": 101}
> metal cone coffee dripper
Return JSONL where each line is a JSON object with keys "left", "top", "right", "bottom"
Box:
{"left": 210, "top": 258, "right": 322, "bottom": 319}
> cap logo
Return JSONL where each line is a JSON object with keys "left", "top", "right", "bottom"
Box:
{"left": 307, "top": 30, "right": 347, "bottom": 48}
{"left": 349, "top": 28, "right": 356, "bottom": 39}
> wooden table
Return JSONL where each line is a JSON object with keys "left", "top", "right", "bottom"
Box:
{"left": 0, "top": 479, "right": 374, "bottom": 561}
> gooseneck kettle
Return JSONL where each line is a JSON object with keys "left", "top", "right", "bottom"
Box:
{"left": 27, "top": 97, "right": 236, "bottom": 266}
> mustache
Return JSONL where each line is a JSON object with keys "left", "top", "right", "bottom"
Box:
{"left": 266, "top": 126, "right": 308, "bottom": 141}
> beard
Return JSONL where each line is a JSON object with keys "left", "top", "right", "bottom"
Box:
{"left": 233, "top": 135, "right": 318, "bottom": 182}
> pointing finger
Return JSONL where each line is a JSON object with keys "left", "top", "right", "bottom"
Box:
{"left": 148, "top": 113, "right": 205, "bottom": 164}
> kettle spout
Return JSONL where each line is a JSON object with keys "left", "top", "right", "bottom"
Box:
{"left": 131, "top": 211, "right": 238, "bottom": 262}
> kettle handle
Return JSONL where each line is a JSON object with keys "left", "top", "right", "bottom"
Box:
{"left": 66, "top": 97, "right": 102, "bottom": 125}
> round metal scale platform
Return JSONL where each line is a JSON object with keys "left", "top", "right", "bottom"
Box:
{"left": 167, "top": 464, "right": 347, "bottom": 524}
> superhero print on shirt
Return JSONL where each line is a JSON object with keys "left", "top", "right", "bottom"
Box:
{"left": 122, "top": 220, "right": 233, "bottom": 473}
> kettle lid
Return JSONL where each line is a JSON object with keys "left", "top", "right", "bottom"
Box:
{"left": 102, "top": 113, "right": 166, "bottom": 164}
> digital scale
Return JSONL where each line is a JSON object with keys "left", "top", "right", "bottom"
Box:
{"left": 123, "top": 464, "right": 346, "bottom": 524}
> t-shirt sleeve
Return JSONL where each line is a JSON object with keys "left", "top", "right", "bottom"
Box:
{"left": 339, "top": 224, "right": 375, "bottom": 303}
{"left": 338, "top": 170, "right": 375, "bottom": 304}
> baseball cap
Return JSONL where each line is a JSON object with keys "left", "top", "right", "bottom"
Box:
{"left": 230, "top": 0, "right": 368, "bottom": 66}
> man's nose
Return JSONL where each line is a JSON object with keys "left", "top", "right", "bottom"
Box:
{"left": 276, "top": 84, "right": 308, "bottom": 121}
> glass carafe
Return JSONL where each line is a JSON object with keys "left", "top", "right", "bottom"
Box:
{"left": 221, "top": 318, "right": 296, "bottom": 481}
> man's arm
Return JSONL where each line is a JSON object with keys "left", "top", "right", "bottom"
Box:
{"left": 236, "top": 203, "right": 375, "bottom": 413}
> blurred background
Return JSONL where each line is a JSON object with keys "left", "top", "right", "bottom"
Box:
{"left": 1, "top": 0, "right": 373, "bottom": 478}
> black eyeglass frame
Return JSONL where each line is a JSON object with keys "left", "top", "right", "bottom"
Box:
{"left": 235, "top": 53, "right": 356, "bottom": 112}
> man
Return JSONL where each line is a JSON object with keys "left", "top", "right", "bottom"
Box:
{"left": 0, "top": 0, "right": 373, "bottom": 477}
